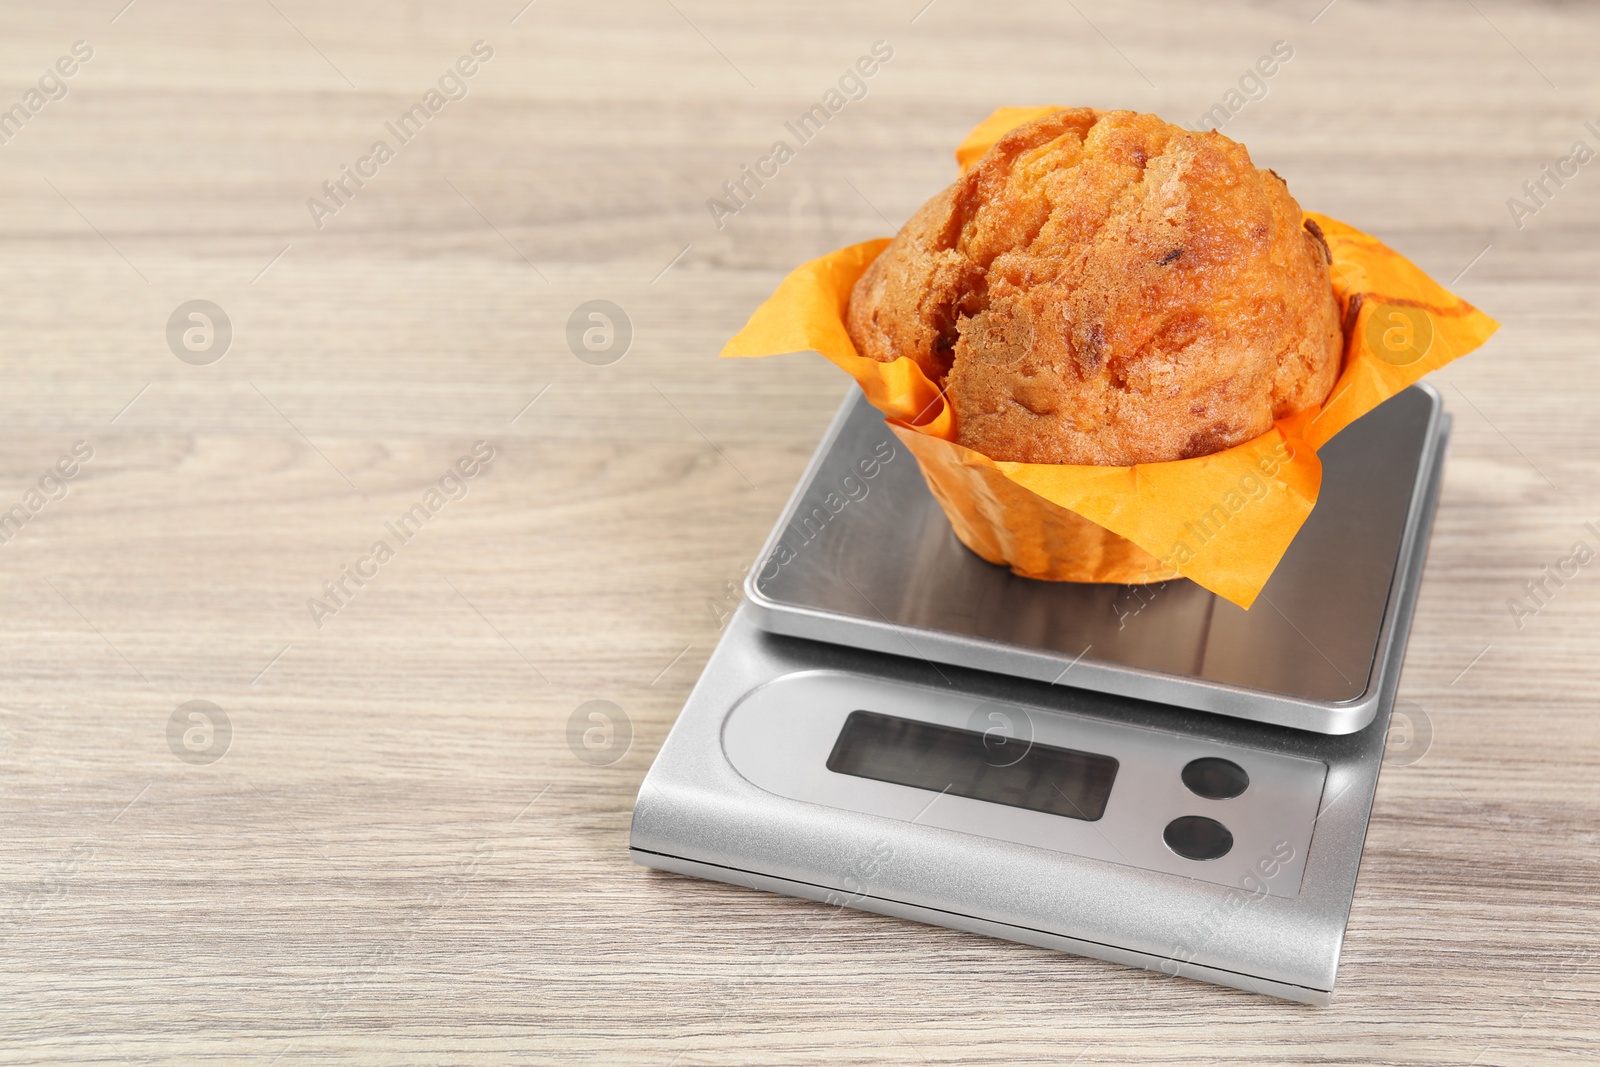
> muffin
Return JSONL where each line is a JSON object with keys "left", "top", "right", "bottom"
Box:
{"left": 845, "top": 108, "right": 1342, "bottom": 465}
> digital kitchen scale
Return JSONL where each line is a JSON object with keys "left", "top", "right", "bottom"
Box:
{"left": 632, "top": 384, "right": 1449, "bottom": 1004}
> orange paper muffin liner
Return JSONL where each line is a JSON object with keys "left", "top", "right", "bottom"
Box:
{"left": 724, "top": 108, "right": 1499, "bottom": 608}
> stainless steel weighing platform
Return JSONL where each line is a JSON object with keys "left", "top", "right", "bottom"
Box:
{"left": 632, "top": 384, "right": 1449, "bottom": 1004}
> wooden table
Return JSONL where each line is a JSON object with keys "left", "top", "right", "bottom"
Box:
{"left": 2, "top": 1, "right": 1596, "bottom": 1063}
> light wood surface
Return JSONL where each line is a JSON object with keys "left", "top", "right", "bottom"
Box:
{"left": 2, "top": 1, "right": 1597, "bottom": 1063}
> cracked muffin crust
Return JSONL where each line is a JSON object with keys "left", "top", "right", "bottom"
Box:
{"left": 845, "top": 108, "right": 1343, "bottom": 465}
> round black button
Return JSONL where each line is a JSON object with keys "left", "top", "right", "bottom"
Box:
{"left": 1163, "top": 815, "right": 1234, "bottom": 861}
{"left": 1181, "top": 757, "right": 1249, "bottom": 800}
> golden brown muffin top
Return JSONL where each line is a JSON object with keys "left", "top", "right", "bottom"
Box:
{"left": 846, "top": 108, "right": 1342, "bottom": 465}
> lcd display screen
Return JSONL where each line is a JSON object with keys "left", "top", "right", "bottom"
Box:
{"left": 825, "top": 710, "right": 1119, "bottom": 821}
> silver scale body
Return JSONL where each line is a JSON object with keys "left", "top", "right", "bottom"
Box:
{"left": 632, "top": 384, "right": 1449, "bottom": 1004}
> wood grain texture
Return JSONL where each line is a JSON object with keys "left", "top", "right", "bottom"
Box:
{"left": 0, "top": 0, "right": 1597, "bottom": 1063}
